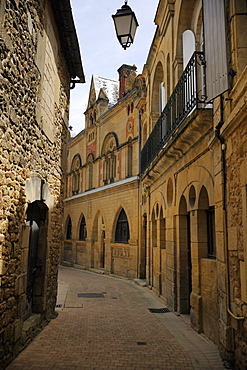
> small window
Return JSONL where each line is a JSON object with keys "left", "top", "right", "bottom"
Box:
{"left": 66, "top": 217, "right": 72, "bottom": 240}
{"left": 207, "top": 206, "right": 216, "bottom": 258}
{"left": 79, "top": 216, "right": 87, "bottom": 241}
{"left": 115, "top": 209, "right": 130, "bottom": 244}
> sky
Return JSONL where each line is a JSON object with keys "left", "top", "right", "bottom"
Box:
{"left": 69, "top": 0, "right": 159, "bottom": 136}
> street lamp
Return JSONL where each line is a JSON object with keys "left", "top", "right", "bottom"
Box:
{"left": 112, "top": 1, "right": 139, "bottom": 50}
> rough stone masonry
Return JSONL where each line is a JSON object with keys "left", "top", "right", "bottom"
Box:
{"left": 0, "top": 0, "right": 82, "bottom": 368}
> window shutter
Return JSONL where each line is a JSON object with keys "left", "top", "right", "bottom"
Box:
{"left": 203, "top": 0, "right": 229, "bottom": 101}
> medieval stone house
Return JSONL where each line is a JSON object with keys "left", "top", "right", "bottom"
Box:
{"left": 63, "top": 0, "right": 247, "bottom": 368}
{"left": 0, "top": 0, "right": 84, "bottom": 367}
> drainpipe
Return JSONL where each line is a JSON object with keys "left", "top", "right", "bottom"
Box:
{"left": 138, "top": 110, "right": 142, "bottom": 278}
{"left": 138, "top": 110, "right": 142, "bottom": 176}
{"left": 216, "top": 95, "right": 244, "bottom": 321}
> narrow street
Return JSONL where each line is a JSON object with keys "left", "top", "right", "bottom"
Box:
{"left": 7, "top": 266, "right": 225, "bottom": 370}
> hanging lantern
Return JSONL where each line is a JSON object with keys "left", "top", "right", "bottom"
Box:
{"left": 112, "top": 1, "right": 139, "bottom": 50}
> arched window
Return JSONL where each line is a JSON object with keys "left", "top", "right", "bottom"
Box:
{"left": 151, "top": 62, "right": 164, "bottom": 127}
{"left": 198, "top": 186, "right": 216, "bottom": 259}
{"left": 71, "top": 155, "right": 81, "bottom": 196}
{"left": 79, "top": 216, "right": 87, "bottom": 241}
{"left": 182, "top": 30, "right": 195, "bottom": 69}
{"left": 66, "top": 217, "right": 72, "bottom": 240}
{"left": 115, "top": 209, "right": 130, "bottom": 244}
{"left": 101, "top": 133, "right": 118, "bottom": 185}
{"left": 87, "top": 153, "right": 94, "bottom": 190}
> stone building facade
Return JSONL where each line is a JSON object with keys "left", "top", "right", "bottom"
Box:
{"left": 62, "top": 0, "right": 247, "bottom": 368}
{"left": 138, "top": 0, "right": 247, "bottom": 368}
{"left": 63, "top": 65, "right": 143, "bottom": 279}
{"left": 0, "top": 0, "right": 84, "bottom": 368}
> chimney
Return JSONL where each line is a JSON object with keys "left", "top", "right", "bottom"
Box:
{"left": 117, "top": 64, "right": 137, "bottom": 100}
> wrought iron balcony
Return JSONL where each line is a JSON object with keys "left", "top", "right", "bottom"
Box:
{"left": 141, "top": 51, "right": 207, "bottom": 174}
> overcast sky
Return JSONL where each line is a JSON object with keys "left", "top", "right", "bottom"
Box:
{"left": 69, "top": 0, "right": 159, "bottom": 136}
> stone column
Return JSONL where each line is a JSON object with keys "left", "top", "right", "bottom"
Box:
{"left": 104, "top": 238, "right": 112, "bottom": 274}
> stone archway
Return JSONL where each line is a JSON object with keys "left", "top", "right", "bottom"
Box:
{"left": 25, "top": 201, "right": 48, "bottom": 320}
{"left": 177, "top": 195, "right": 191, "bottom": 314}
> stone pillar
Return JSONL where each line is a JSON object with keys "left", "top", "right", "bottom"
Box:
{"left": 156, "top": 217, "right": 162, "bottom": 296}
{"left": 85, "top": 238, "right": 92, "bottom": 269}
{"left": 104, "top": 238, "right": 112, "bottom": 274}
{"left": 146, "top": 217, "right": 152, "bottom": 287}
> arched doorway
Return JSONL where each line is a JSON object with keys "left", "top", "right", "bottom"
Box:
{"left": 177, "top": 195, "right": 191, "bottom": 314}
{"left": 25, "top": 201, "right": 48, "bottom": 319}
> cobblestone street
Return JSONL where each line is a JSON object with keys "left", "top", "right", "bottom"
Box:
{"left": 7, "top": 266, "right": 225, "bottom": 370}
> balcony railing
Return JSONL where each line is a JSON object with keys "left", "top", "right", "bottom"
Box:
{"left": 141, "top": 51, "right": 207, "bottom": 174}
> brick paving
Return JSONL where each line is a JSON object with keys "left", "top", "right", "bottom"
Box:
{"left": 7, "top": 266, "right": 225, "bottom": 370}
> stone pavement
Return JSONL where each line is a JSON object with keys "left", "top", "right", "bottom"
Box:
{"left": 7, "top": 266, "right": 226, "bottom": 370}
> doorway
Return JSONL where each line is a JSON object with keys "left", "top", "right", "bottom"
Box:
{"left": 25, "top": 201, "right": 48, "bottom": 320}
{"left": 178, "top": 195, "right": 192, "bottom": 314}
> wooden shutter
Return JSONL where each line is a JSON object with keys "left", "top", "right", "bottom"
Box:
{"left": 203, "top": 0, "right": 229, "bottom": 101}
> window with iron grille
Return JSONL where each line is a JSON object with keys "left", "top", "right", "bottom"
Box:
{"left": 115, "top": 209, "right": 130, "bottom": 244}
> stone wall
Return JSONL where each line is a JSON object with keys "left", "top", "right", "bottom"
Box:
{"left": 0, "top": 0, "right": 70, "bottom": 367}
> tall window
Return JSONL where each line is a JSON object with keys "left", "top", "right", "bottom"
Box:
{"left": 87, "top": 154, "right": 94, "bottom": 190}
{"left": 151, "top": 62, "right": 164, "bottom": 127}
{"left": 71, "top": 155, "right": 81, "bottom": 196}
{"left": 127, "top": 142, "right": 132, "bottom": 177}
{"left": 72, "top": 172, "right": 80, "bottom": 195}
{"left": 104, "top": 154, "right": 116, "bottom": 184}
{"left": 79, "top": 216, "right": 87, "bottom": 241}
{"left": 101, "top": 133, "right": 118, "bottom": 185}
{"left": 207, "top": 206, "right": 216, "bottom": 258}
{"left": 115, "top": 209, "right": 130, "bottom": 244}
{"left": 66, "top": 217, "right": 72, "bottom": 240}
